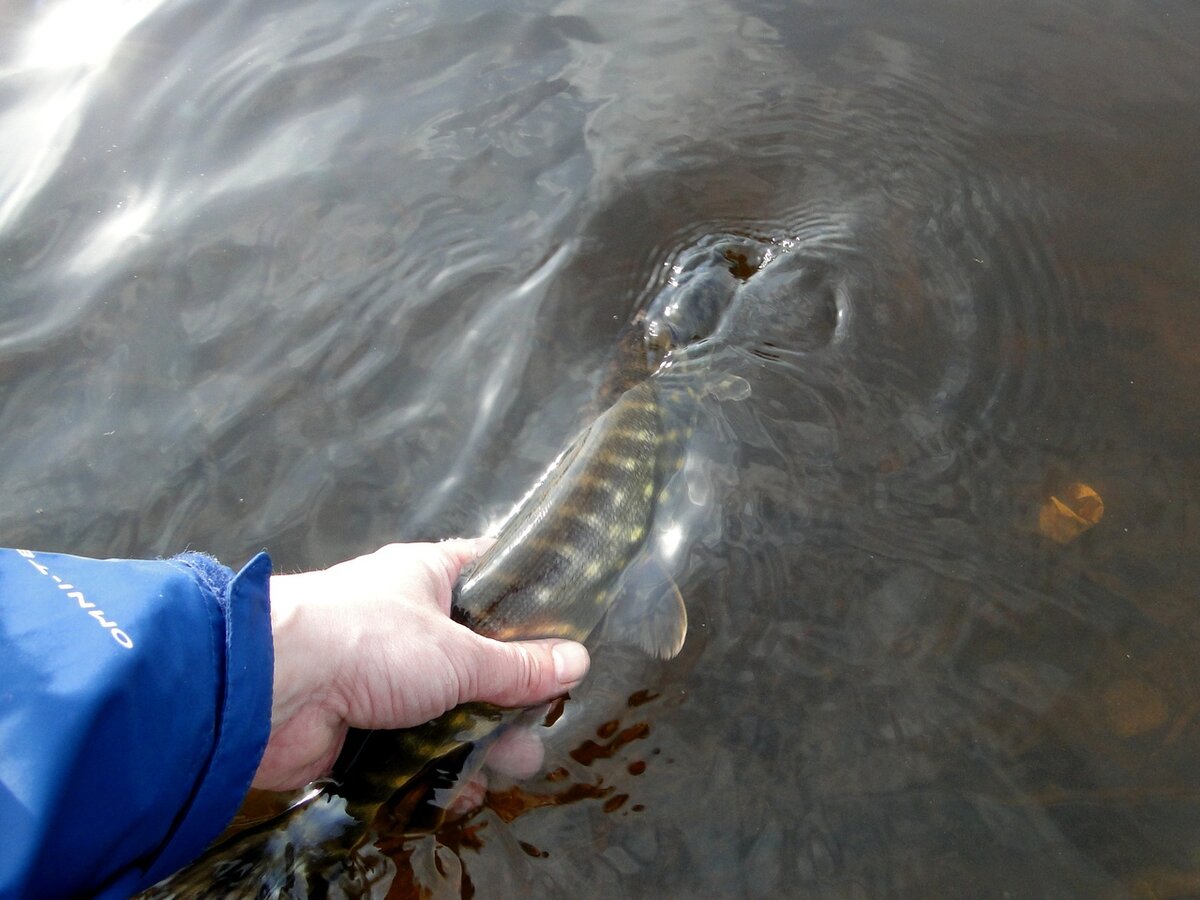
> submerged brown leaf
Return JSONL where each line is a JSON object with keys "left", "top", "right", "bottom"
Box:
{"left": 1102, "top": 678, "right": 1168, "bottom": 738}
{"left": 1038, "top": 481, "right": 1104, "bottom": 544}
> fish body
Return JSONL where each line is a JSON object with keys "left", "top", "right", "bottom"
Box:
{"left": 148, "top": 364, "right": 687, "bottom": 898}
{"left": 454, "top": 377, "right": 673, "bottom": 644}
{"left": 328, "top": 376, "right": 684, "bottom": 824}
{"left": 147, "top": 239, "right": 747, "bottom": 897}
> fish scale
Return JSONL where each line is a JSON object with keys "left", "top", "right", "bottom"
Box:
{"left": 452, "top": 379, "right": 666, "bottom": 642}
{"left": 144, "top": 241, "right": 741, "bottom": 897}
{"left": 145, "top": 363, "right": 689, "bottom": 899}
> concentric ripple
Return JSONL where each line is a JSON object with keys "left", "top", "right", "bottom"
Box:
{"left": 0, "top": 0, "right": 1197, "bottom": 897}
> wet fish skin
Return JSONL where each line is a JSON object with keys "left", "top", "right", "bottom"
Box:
{"left": 327, "top": 702, "right": 508, "bottom": 815}
{"left": 326, "top": 245, "right": 744, "bottom": 826}
{"left": 140, "top": 705, "right": 508, "bottom": 898}
{"left": 646, "top": 264, "right": 738, "bottom": 358}
{"left": 146, "top": 242, "right": 744, "bottom": 896}
{"left": 452, "top": 378, "right": 667, "bottom": 643}
{"left": 341, "top": 375, "right": 680, "bottom": 816}
{"left": 145, "top": 378, "right": 683, "bottom": 897}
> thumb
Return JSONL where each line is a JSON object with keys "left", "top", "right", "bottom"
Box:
{"left": 465, "top": 637, "right": 591, "bottom": 708}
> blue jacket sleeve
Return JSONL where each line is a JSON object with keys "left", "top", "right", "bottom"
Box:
{"left": 0, "top": 548, "right": 274, "bottom": 898}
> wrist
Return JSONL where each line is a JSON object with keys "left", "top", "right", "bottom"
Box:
{"left": 267, "top": 573, "right": 311, "bottom": 727}
{"left": 253, "top": 572, "right": 350, "bottom": 789}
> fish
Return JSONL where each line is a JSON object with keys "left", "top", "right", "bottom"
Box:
{"left": 310, "top": 371, "right": 690, "bottom": 846}
{"left": 145, "top": 244, "right": 743, "bottom": 898}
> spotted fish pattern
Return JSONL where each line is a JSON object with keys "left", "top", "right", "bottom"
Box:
{"left": 145, "top": 237, "right": 748, "bottom": 897}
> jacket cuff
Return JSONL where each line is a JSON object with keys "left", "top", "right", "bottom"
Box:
{"left": 141, "top": 552, "right": 274, "bottom": 887}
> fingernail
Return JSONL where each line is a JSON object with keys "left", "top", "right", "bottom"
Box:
{"left": 552, "top": 642, "right": 589, "bottom": 685}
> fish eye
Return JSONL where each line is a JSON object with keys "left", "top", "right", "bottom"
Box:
{"left": 644, "top": 319, "right": 674, "bottom": 366}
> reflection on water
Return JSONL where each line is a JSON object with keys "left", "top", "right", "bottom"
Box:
{"left": 3, "top": 0, "right": 1199, "bottom": 895}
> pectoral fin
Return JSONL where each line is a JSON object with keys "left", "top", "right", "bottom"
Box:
{"left": 601, "top": 557, "right": 688, "bottom": 659}
{"left": 704, "top": 373, "right": 752, "bottom": 402}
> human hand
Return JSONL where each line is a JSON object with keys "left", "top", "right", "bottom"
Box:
{"left": 253, "top": 539, "right": 590, "bottom": 792}
{"left": 435, "top": 723, "right": 548, "bottom": 818}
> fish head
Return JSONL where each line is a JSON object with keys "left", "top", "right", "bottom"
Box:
{"left": 644, "top": 267, "right": 735, "bottom": 367}
{"left": 643, "top": 236, "right": 770, "bottom": 368}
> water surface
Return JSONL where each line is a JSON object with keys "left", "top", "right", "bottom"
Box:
{"left": 2, "top": 0, "right": 1199, "bottom": 896}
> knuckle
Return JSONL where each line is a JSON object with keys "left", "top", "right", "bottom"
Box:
{"left": 517, "top": 646, "right": 541, "bottom": 695}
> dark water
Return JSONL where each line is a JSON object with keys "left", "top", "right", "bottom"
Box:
{"left": 4, "top": 0, "right": 1200, "bottom": 896}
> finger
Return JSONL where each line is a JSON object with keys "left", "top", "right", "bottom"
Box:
{"left": 365, "top": 538, "right": 489, "bottom": 615}
{"left": 444, "top": 771, "right": 488, "bottom": 817}
{"left": 435, "top": 536, "right": 495, "bottom": 571}
{"left": 465, "top": 638, "right": 590, "bottom": 709}
{"left": 421, "top": 537, "right": 495, "bottom": 614}
{"left": 484, "top": 726, "right": 546, "bottom": 779}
